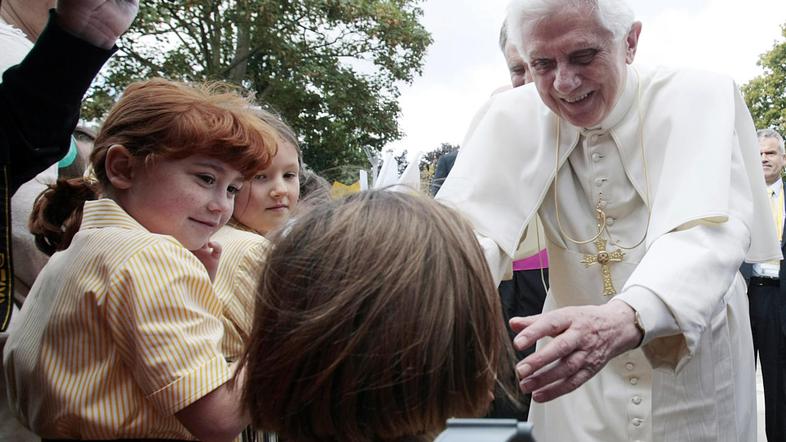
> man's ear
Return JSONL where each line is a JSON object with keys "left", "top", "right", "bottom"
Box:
{"left": 104, "top": 145, "right": 136, "bottom": 190}
{"left": 625, "top": 21, "right": 642, "bottom": 64}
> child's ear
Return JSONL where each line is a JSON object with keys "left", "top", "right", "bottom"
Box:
{"left": 105, "top": 145, "right": 136, "bottom": 190}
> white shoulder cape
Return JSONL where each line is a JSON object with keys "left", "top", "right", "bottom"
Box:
{"left": 436, "top": 64, "right": 780, "bottom": 264}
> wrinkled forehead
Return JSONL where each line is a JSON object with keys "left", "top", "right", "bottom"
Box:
{"left": 520, "top": 10, "right": 614, "bottom": 59}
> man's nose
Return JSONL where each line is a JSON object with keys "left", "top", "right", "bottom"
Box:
{"left": 553, "top": 64, "right": 580, "bottom": 94}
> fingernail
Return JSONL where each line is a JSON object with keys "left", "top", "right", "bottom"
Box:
{"left": 514, "top": 336, "right": 526, "bottom": 348}
{"left": 520, "top": 378, "right": 534, "bottom": 392}
{"left": 517, "top": 363, "right": 532, "bottom": 378}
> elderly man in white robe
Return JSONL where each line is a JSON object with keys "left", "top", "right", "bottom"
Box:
{"left": 435, "top": 0, "right": 780, "bottom": 441}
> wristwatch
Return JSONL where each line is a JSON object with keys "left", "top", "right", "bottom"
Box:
{"left": 633, "top": 310, "right": 645, "bottom": 347}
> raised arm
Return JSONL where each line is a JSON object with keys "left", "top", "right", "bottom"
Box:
{"left": 1, "top": 2, "right": 139, "bottom": 193}
{"left": 55, "top": 0, "right": 139, "bottom": 49}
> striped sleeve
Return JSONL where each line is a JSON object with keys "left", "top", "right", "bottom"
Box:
{"left": 223, "top": 239, "right": 270, "bottom": 341}
{"left": 105, "top": 240, "right": 231, "bottom": 416}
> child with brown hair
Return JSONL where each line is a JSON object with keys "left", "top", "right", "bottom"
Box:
{"left": 240, "top": 190, "right": 514, "bottom": 442}
{"left": 232, "top": 108, "right": 303, "bottom": 238}
{"left": 3, "top": 77, "right": 276, "bottom": 441}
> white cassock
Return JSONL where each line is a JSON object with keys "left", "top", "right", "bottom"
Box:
{"left": 436, "top": 65, "right": 781, "bottom": 442}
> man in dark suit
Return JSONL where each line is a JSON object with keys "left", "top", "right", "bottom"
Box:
{"left": 429, "top": 150, "right": 457, "bottom": 196}
{"left": 742, "top": 127, "right": 786, "bottom": 442}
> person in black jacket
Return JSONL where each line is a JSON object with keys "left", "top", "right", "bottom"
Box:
{"left": 0, "top": 0, "right": 139, "bottom": 331}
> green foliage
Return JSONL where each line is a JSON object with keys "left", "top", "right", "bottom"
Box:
{"left": 420, "top": 142, "right": 459, "bottom": 171}
{"left": 742, "top": 22, "right": 786, "bottom": 136}
{"left": 84, "top": 0, "right": 432, "bottom": 174}
{"left": 420, "top": 142, "right": 458, "bottom": 192}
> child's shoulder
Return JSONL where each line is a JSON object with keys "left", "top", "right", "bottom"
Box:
{"left": 81, "top": 226, "right": 203, "bottom": 274}
{"left": 212, "top": 224, "right": 270, "bottom": 250}
{"left": 213, "top": 225, "right": 270, "bottom": 285}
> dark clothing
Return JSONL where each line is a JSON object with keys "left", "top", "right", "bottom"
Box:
{"left": 0, "top": 11, "right": 116, "bottom": 330}
{"left": 430, "top": 150, "right": 457, "bottom": 196}
{"left": 748, "top": 282, "right": 786, "bottom": 442}
{"left": 487, "top": 269, "right": 549, "bottom": 421}
{"left": 499, "top": 268, "right": 549, "bottom": 360}
{"left": 740, "top": 178, "right": 786, "bottom": 442}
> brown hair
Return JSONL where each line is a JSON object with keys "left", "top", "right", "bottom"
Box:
{"left": 252, "top": 107, "right": 302, "bottom": 167}
{"left": 298, "top": 166, "right": 332, "bottom": 208}
{"left": 240, "top": 190, "right": 513, "bottom": 442}
{"left": 29, "top": 78, "right": 277, "bottom": 254}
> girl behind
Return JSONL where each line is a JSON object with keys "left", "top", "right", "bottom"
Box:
{"left": 5, "top": 78, "right": 275, "bottom": 441}
{"left": 241, "top": 190, "right": 513, "bottom": 442}
{"left": 232, "top": 108, "right": 302, "bottom": 238}
{"left": 211, "top": 108, "right": 302, "bottom": 361}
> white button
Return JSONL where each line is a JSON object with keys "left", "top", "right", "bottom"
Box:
{"left": 630, "top": 376, "right": 639, "bottom": 385}
{"left": 607, "top": 217, "right": 615, "bottom": 226}
{"left": 594, "top": 177, "right": 606, "bottom": 187}
{"left": 592, "top": 152, "right": 602, "bottom": 162}
{"left": 632, "top": 418, "right": 642, "bottom": 427}
{"left": 632, "top": 395, "right": 642, "bottom": 405}
{"left": 625, "top": 362, "right": 634, "bottom": 371}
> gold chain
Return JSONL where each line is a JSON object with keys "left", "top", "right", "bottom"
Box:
{"left": 553, "top": 67, "right": 652, "bottom": 250}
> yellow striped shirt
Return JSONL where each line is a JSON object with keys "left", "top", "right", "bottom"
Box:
{"left": 3, "top": 199, "right": 231, "bottom": 439}
{"left": 211, "top": 223, "right": 270, "bottom": 360}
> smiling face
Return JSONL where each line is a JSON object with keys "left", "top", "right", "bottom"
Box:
{"left": 233, "top": 141, "right": 301, "bottom": 236}
{"left": 760, "top": 136, "right": 786, "bottom": 185}
{"left": 522, "top": 7, "right": 640, "bottom": 128}
{"left": 116, "top": 153, "right": 243, "bottom": 250}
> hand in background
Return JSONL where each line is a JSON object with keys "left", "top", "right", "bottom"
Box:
{"left": 56, "top": 0, "right": 139, "bottom": 49}
{"left": 192, "top": 241, "right": 222, "bottom": 282}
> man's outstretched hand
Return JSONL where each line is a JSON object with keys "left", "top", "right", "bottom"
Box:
{"left": 511, "top": 299, "right": 643, "bottom": 402}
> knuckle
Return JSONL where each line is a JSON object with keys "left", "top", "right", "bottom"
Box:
{"left": 569, "top": 373, "right": 588, "bottom": 390}
{"left": 546, "top": 316, "right": 563, "bottom": 335}
{"left": 564, "top": 358, "right": 582, "bottom": 374}
{"left": 555, "top": 337, "right": 573, "bottom": 356}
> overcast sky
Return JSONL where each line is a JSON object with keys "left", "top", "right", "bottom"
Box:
{"left": 386, "top": 0, "right": 786, "bottom": 157}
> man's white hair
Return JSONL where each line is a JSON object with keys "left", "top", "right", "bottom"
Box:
{"left": 505, "top": 0, "right": 635, "bottom": 60}
{"left": 758, "top": 128, "right": 785, "bottom": 154}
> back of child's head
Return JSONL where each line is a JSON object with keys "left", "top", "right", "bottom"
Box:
{"left": 29, "top": 78, "right": 277, "bottom": 255}
{"left": 241, "top": 190, "right": 510, "bottom": 442}
{"left": 298, "top": 166, "right": 332, "bottom": 208}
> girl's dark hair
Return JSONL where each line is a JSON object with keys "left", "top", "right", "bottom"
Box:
{"left": 29, "top": 78, "right": 277, "bottom": 253}
{"left": 240, "top": 190, "right": 514, "bottom": 441}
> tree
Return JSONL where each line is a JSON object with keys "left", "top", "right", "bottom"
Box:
{"left": 84, "top": 0, "right": 432, "bottom": 179}
{"left": 420, "top": 142, "right": 459, "bottom": 172}
{"left": 742, "top": 22, "right": 786, "bottom": 136}
{"left": 419, "top": 142, "right": 459, "bottom": 192}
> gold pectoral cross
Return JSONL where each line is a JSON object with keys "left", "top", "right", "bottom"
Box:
{"left": 580, "top": 237, "right": 625, "bottom": 296}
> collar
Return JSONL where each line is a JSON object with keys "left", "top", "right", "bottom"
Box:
{"left": 767, "top": 179, "right": 784, "bottom": 196}
{"left": 80, "top": 198, "right": 148, "bottom": 232}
